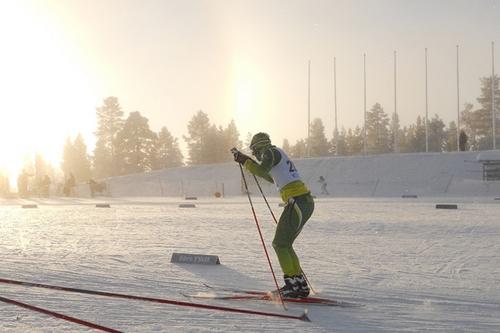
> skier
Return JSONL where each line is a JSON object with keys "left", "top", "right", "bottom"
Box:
{"left": 232, "top": 132, "right": 314, "bottom": 298}
{"left": 318, "top": 175, "right": 330, "bottom": 195}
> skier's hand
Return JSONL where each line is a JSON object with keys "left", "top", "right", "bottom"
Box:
{"left": 231, "top": 148, "right": 251, "bottom": 164}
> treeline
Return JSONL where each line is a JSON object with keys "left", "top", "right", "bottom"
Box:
{"left": 14, "top": 74, "right": 499, "bottom": 186}
{"left": 66, "top": 74, "right": 499, "bottom": 181}
{"left": 61, "top": 97, "right": 242, "bottom": 181}
{"left": 63, "top": 97, "right": 185, "bottom": 181}
{"left": 283, "top": 75, "right": 499, "bottom": 158}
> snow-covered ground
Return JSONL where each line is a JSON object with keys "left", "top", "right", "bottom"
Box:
{"left": 1, "top": 196, "right": 499, "bottom": 332}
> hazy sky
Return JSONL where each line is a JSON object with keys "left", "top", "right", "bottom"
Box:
{"left": 0, "top": 0, "right": 499, "bottom": 178}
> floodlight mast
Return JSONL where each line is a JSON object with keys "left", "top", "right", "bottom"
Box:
{"left": 492, "top": 42, "right": 496, "bottom": 150}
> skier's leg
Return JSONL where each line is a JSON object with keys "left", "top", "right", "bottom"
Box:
{"left": 272, "top": 194, "right": 314, "bottom": 276}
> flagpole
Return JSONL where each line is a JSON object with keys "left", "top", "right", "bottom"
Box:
{"left": 363, "top": 53, "right": 367, "bottom": 155}
{"left": 308, "top": 60, "right": 311, "bottom": 157}
{"left": 492, "top": 42, "right": 496, "bottom": 150}
{"left": 334, "top": 57, "right": 338, "bottom": 154}
{"left": 456, "top": 45, "right": 461, "bottom": 151}
{"left": 425, "top": 48, "right": 429, "bottom": 153}
{"left": 394, "top": 50, "right": 398, "bottom": 153}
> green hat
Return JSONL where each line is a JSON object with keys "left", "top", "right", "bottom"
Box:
{"left": 250, "top": 132, "right": 271, "bottom": 155}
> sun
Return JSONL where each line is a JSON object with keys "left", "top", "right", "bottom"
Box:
{"left": 230, "top": 58, "right": 266, "bottom": 144}
{"left": 0, "top": 1, "right": 97, "bottom": 187}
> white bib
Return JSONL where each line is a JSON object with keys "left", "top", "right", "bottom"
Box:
{"left": 268, "top": 147, "right": 302, "bottom": 190}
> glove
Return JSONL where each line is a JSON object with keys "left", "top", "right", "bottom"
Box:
{"left": 231, "top": 148, "right": 251, "bottom": 164}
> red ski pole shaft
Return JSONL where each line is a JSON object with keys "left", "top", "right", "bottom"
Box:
{"left": 0, "top": 295, "right": 123, "bottom": 333}
{"left": 238, "top": 164, "right": 286, "bottom": 310}
{"left": 0, "top": 277, "right": 309, "bottom": 321}
{"left": 252, "top": 174, "right": 316, "bottom": 295}
{"left": 252, "top": 174, "right": 279, "bottom": 224}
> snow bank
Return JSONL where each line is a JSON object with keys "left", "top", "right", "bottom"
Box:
{"left": 75, "top": 151, "right": 500, "bottom": 198}
{"left": 476, "top": 150, "right": 500, "bottom": 161}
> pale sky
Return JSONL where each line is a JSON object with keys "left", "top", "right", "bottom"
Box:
{"left": 0, "top": 0, "right": 499, "bottom": 180}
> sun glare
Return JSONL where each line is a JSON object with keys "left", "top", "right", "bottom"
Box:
{"left": 231, "top": 59, "right": 262, "bottom": 142}
{"left": 0, "top": 1, "right": 97, "bottom": 187}
{"left": 236, "top": 79, "right": 255, "bottom": 127}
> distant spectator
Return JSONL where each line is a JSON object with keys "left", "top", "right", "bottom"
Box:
{"left": 88, "top": 178, "right": 107, "bottom": 198}
{"left": 318, "top": 175, "right": 329, "bottom": 195}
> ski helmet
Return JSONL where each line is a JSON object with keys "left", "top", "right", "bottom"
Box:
{"left": 250, "top": 132, "right": 271, "bottom": 156}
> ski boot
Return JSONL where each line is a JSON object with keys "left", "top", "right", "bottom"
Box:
{"left": 271, "top": 275, "right": 309, "bottom": 299}
{"left": 294, "top": 274, "right": 310, "bottom": 298}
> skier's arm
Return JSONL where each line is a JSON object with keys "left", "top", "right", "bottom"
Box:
{"left": 243, "top": 149, "right": 275, "bottom": 183}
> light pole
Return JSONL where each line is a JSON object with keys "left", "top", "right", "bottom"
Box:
{"left": 492, "top": 42, "right": 496, "bottom": 150}
{"left": 394, "top": 50, "right": 398, "bottom": 153}
{"left": 307, "top": 59, "right": 311, "bottom": 157}
{"left": 456, "top": 45, "right": 460, "bottom": 151}
{"left": 334, "top": 57, "right": 338, "bottom": 154}
{"left": 425, "top": 48, "right": 429, "bottom": 153}
{"left": 363, "top": 53, "right": 367, "bottom": 155}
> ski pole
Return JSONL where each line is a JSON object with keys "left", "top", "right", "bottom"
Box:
{"left": 0, "top": 295, "right": 123, "bottom": 333}
{"left": 251, "top": 174, "right": 316, "bottom": 295}
{"left": 251, "top": 174, "right": 278, "bottom": 223}
{"left": 237, "top": 163, "right": 287, "bottom": 310}
{"left": 0, "top": 278, "right": 309, "bottom": 321}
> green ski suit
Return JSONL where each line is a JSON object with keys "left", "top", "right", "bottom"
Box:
{"left": 244, "top": 146, "right": 314, "bottom": 276}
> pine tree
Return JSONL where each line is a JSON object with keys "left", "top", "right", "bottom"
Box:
{"left": 282, "top": 138, "right": 291, "bottom": 155}
{"left": 34, "top": 154, "right": 48, "bottom": 181}
{"left": 366, "top": 103, "right": 391, "bottom": 154}
{"left": 475, "top": 75, "right": 500, "bottom": 149}
{"left": 203, "top": 125, "right": 220, "bottom": 164}
{"left": 290, "top": 139, "right": 307, "bottom": 158}
{"left": 445, "top": 121, "right": 458, "bottom": 152}
{"left": 308, "top": 118, "right": 330, "bottom": 157}
{"left": 398, "top": 126, "right": 410, "bottom": 153}
{"left": 61, "top": 134, "right": 91, "bottom": 182}
{"left": 346, "top": 126, "right": 363, "bottom": 155}
{"left": 184, "top": 110, "right": 211, "bottom": 165}
{"left": 334, "top": 128, "right": 348, "bottom": 156}
{"left": 94, "top": 97, "right": 124, "bottom": 178}
{"left": 183, "top": 112, "right": 241, "bottom": 164}
{"left": 209, "top": 125, "right": 225, "bottom": 163}
{"left": 73, "top": 134, "right": 91, "bottom": 181}
{"left": 115, "top": 111, "right": 156, "bottom": 174}
{"left": 390, "top": 112, "right": 401, "bottom": 153}
{"left": 219, "top": 120, "right": 242, "bottom": 162}
{"left": 460, "top": 103, "right": 478, "bottom": 150}
{"left": 407, "top": 116, "right": 426, "bottom": 152}
{"left": 62, "top": 137, "right": 75, "bottom": 175}
{"left": 428, "top": 114, "right": 446, "bottom": 152}
{"left": 155, "top": 127, "right": 183, "bottom": 169}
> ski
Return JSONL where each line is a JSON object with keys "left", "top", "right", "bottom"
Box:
{"left": 201, "top": 283, "right": 360, "bottom": 307}
{"left": 182, "top": 294, "right": 347, "bottom": 307}
{"left": 0, "top": 277, "right": 310, "bottom": 322}
{"left": 203, "top": 283, "right": 266, "bottom": 295}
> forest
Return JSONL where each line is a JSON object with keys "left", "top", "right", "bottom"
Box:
{"left": 0, "top": 75, "right": 498, "bottom": 195}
